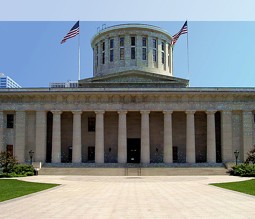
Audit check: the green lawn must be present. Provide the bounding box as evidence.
[0,179,59,202]
[211,179,255,196]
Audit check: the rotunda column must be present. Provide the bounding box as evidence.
[0,111,4,152]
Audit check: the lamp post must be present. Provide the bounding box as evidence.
[29,150,34,165]
[234,150,239,166]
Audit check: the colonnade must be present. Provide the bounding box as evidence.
[0,110,253,164]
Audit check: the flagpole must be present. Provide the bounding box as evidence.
[78,26,81,81]
[186,20,190,82]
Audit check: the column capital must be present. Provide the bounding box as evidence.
[140,110,150,115]
[95,110,105,115]
[221,110,232,115]
[72,110,82,115]
[206,110,217,115]
[163,110,173,115]
[242,110,253,115]
[185,110,196,115]
[51,110,62,115]
[117,110,128,115]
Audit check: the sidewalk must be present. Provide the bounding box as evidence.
[0,176,254,218]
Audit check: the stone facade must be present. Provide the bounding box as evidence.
[0,24,254,165]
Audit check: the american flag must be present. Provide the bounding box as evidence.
[171,21,188,46]
[61,21,80,44]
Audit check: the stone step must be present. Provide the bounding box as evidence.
[38,167,227,176]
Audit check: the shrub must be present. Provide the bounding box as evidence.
[0,151,18,173]
[245,146,255,164]
[12,164,35,176]
[230,163,255,177]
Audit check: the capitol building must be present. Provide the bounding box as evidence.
[0,24,254,166]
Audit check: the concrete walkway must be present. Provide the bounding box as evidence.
[0,176,254,218]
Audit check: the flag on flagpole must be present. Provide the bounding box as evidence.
[61,21,80,44]
[171,21,188,46]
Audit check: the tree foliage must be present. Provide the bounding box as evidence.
[245,145,255,164]
[0,151,18,173]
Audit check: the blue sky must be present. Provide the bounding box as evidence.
[0,1,255,88]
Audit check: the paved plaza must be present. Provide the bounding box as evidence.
[0,175,255,218]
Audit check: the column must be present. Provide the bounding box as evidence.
[35,111,47,162]
[95,110,105,163]
[221,111,233,162]
[52,110,62,163]
[186,110,196,163]
[118,111,127,163]
[141,110,150,164]
[206,110,216,163]
[72,110,82,163]
[165,43,170,73]
[15,111,26,163]
[163,110,173,163]
[242,111,253,161]
[0,111,4,152]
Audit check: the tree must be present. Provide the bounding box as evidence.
[245,146,255,164]
[0,151,18,173]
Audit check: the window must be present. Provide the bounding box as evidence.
[142,37,147,47]
[131,36,136,46]
[101,41,105,64]
[96,44,99,66]
[131,47,136,59]
[131,36,136,60]
[162,42,165,64]
[109,39,114,62]
[153,39,157,62]
[110,39,114,48]
[7,114,14,128]
[110,50,114,62]
[119,37,125,60]
[88,117,95,132]
[142,37,147,60]
[119,37,124,47]
[142,48,147,60]
[120,48,124,60]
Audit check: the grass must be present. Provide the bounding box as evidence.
[211,179,255,196]
[0,179,59,202]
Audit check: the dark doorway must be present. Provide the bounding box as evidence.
[68,146,72,163]
[173,146,178,163]
[127,138,141,163]
[6,145,13,156]
[88,146,95,161]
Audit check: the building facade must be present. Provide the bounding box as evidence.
[0,73,21,88]
[0,24,254,165]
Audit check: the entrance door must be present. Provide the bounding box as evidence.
[88,146,95,161]
[127,138,141,163]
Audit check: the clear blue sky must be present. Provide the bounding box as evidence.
[0,1,255,88]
